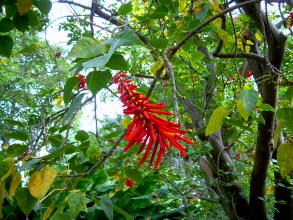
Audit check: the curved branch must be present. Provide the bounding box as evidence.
[214,52,266,63]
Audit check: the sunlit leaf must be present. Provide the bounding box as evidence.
[7,172,21,200]
[206,105,231,136]
[17,0,32,16]
[209,0,220,11]
[277,143,293,178]
[118,2,132,15]
[237,100,249,121]
[122,116,132,128]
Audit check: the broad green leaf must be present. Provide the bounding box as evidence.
[42,205,54,220]
[48,134,63,146]
[196,3,210,20]
[0,18,14,32]
[223,127,236,142]
[67,38,109,59]
[149,38,169,49]
[105,53,129,71]
[63,93,86,124]
[32,0,52,14]
[237,100,249,121]
[108,30,143,46]
[43,144,72,160]
[16,43,42,54]
[100,196,113,220]
[27,10,39,26]
[239,90,258,113]
[205,105,231,136]
[63,76,81,105]
[68,192,91,218]
[277,143,293,178]
[285,86,293,106]
[118,2,132,15]
[177,49,191,58]
[5,4,18,18]
[0,36,13,58]
[7,172,21,200]
[113,205,134,220]
[50,213,72,220]
[83,40,120,68]
[191,51,205,62]
[274,120,284,148]
[75,130,89,142]
[7,144,28,157]
[28,166,57,199]
[18,159,40,172]
[86,70,112,96]
[4,131,29,141]
[125,167,144,185]
[259,103,275,112]
[148,12,167,19]
[122,116,132,128]
[17,0,33,16]
[15,188,37,216]
[13,12,29,32]
[104,130,123,140]
[276,107,293,131]
[4,119,24,128]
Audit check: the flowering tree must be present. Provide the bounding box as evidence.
[2,0,293,219]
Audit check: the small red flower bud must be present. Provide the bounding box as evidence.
[246,70,253,78]
[55,52,61,58]
[229,76,235,81]
[235,153,241,159]
[126,178,135,187]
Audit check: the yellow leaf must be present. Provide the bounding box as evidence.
[151,192,158,197]
[206,106,231,136]
[28,166,57,199]
[59,170,68,175]
[115,187,121,192]
[151,59,163,75]
[7,172,21,200]
[274,120,284,149]
[268,185,274,195]
[217,29,232,45]
[209,0,221,11]
[277,143,293,178]
[237,39,244,52]
[0,166,16,184]
[195,0,203,7]
[237,100,249,121]
[212,18,222,27]
[0,182,5,219]
[42,205,54,220]
[236,88,241,93]
[246,40,254,45]
[122,116,132,128]
[179,0,187,16]
[245,45,250,52]
[108,191,116,198]
[17,0,33,16]
[255,32,263,41]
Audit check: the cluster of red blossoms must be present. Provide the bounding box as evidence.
[126,178,135,187]
[77,74,86,89]
[246,70,253,78]
[113,71,194,169]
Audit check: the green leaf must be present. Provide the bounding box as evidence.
[122,116,132,128]
[274,120,284,148]
[113,205,134,220]
[285,86,293,106]
[32,0,52,14]
[48,134,63,146]
[196,3,210,20]
[7,144,28,157]
[100,196,113,220]
[4,131,29,141]
[16,43,41,54]
[13,12,29,32]
[0,36,13,58]
[0,18,14,32]
[205,105,231,136]
[277,143,293,178]
[118,2,132,15]
[5,4,18,18]
[50,213,72,220]
[83,39,120,68]
[18,159,40,172]
[104,130,123,140]
[4,119,24,128]
[239,90,258,113]
[15,188,37,216]
[63,76,81,105]
[67,37,109,59]
[75,130,89,142]
[125,167,144,185]
[63,93,86,124]
[149,38,169,49]
[105,53,129,71]
[108,30,143,46]
[43,144,72,160]
[86,70,112,96]
[237,99,249,121]
[276,107,293,131]
[27,10,39,27]
[68,192,91,218]
[259,103,275,112]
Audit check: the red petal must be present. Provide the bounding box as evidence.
[138,137,153,166]
[149,138,159,167]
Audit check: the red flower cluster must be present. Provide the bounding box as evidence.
[113,71,194,169]
[55,52,61,58]
[235,153,241,159]
[246,70,253,78]
[229,76,235,81]
[290,11,293,27]
[77,74,86,89]
[126,178,135,187]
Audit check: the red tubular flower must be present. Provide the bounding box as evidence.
[77,74,86,89]
[126,178,135,187]
[113,71,194,169]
